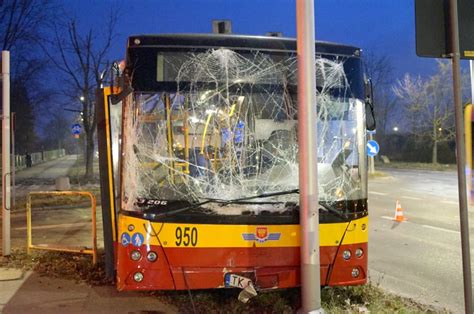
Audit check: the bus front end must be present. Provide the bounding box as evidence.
[110,34,369,291]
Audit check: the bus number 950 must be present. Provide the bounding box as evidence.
[175,227,198,247]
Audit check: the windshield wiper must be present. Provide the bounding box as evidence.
[147,188,350,221]
[319,202,347,220]
[217,188,299,203]
[152,189,299,218]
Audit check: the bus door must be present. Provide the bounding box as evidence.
[97,86,124,278]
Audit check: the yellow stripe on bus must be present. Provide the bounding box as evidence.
[118,215,368,248]
[465,104,472,201]
[104,87,117,241]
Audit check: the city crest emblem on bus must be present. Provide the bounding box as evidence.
[242,227,281,243]
[256,227,268,240]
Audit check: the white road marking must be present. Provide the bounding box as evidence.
[369,191,388,196]
[441,200,458,205]
[421,224,459,234]
[13,222,90,230]
[400,196,422,200]
[380,215,410,223]
[380,216,459,234]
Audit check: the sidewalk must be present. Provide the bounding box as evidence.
[12,154,88,199]
[1,155,176,313]
[0,267,177,313]
[15,154,78,182]
[0,268,29,312]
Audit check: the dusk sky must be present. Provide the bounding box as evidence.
[65,0,454,81]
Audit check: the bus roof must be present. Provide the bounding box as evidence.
[127,34,361,57]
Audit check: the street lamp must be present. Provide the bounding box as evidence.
[79,95,85,102]
[393,126,399,132]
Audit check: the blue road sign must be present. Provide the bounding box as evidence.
[367,140,380,157]
[71,123,82,135]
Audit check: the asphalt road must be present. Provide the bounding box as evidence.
[369,168,474,313]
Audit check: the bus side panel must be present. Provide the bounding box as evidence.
[327,217,368,285]
[326,242,367,285]
[117,243,176,291]
[96,87,117,278]
[116,222,175,291]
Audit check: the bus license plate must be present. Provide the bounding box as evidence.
[224,273,252,289]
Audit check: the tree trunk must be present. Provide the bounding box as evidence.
[85,131,94,180]
[432,140,438,164]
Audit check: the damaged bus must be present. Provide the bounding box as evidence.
[97,34,375,292]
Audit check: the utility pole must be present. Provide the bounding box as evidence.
[11,112,15,208]
[415,0,473,310]
[2,51,11,256]
[296,0,323,312]
[368,132,375,174]
[448,0,473,312]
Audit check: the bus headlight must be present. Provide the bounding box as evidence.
[351,268,360,278]
[130,250,141,261]
[147,251,158,262]
[342,250,351,260]
[335,187,345,200]
[355,248,363,258]
[133,272,144,282]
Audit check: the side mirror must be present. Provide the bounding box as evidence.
[365,78,376,131]
[110,60,133,105]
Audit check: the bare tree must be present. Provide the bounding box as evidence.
[0,0,57,51]
[393,60,464,164]
[42,111,74,151]
[42,12,117,179]
[0,0,59,153]
[363,50,397,135]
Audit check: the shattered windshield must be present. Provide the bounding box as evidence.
[122,49,366,214]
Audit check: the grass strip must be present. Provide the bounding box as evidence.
[0,249,443,313]
[375,161,456,172]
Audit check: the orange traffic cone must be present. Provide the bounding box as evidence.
[392,200,406,222]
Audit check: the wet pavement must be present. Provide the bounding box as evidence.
[1,155,173,313]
